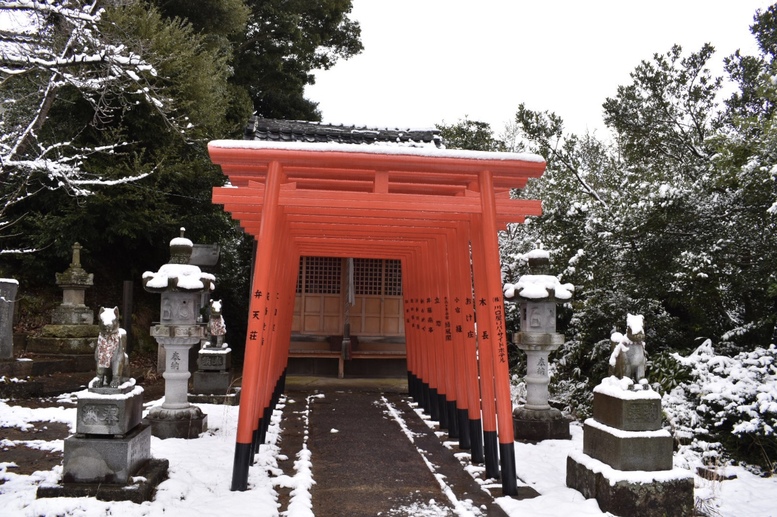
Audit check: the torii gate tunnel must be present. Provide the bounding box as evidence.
[208,139,546,495]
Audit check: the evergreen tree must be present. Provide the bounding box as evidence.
[718,5,777,345]
[230,0,363,120]
[437,117,506,152]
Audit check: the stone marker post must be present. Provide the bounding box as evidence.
[0,279,18,361]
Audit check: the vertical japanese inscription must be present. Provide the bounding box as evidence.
[493,296,506,363]
[444,296,452,342]
[248,288,267,345]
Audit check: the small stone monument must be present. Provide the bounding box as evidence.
[503,248,574,441]
[142,228,214,439]
[0,278,33,384]
[52,242,94,325]
[566,315,694,517]
[38,307,168,503]
[26,243,99,371]
[0,278,19,362]
[189,299,239,405]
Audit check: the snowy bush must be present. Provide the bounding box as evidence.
[663,340,777,473]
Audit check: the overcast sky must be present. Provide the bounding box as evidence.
[305,1,774,137]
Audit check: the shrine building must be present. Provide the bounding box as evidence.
[208,117,546,496]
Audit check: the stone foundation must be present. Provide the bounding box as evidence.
[63,422,152,484]
[26,324,98,361]
[513,407,572,442]
[147,405,208,439]
[38,458,168,503]
[567,451,694,517]
[191,370,232,395]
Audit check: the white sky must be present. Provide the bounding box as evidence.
[305,0,774,137]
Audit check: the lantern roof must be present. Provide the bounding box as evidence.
[142,228,215,293]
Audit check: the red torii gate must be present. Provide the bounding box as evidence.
[208,140,545,496]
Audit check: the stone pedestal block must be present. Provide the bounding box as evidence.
[27,324,98,366]
[583,418,673,471]
[51,305,94,325]
[0,358,33,378]
[592,390,662,431]
[191,370,232,394]
[76,385,144,436]
[27,336,97,355]
[567,451,694,517]
[147,405,208,439]
[38,458,168,504]
[197,347,231,371]
[63,422,151,484]
[513,407,572,442]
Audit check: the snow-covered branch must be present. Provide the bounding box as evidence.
[0,2,102,23]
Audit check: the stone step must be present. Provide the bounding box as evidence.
[28,354,95,375]
[26,336,96,355]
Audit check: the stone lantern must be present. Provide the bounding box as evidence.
[142,228,215,439]
[503,248,574,441]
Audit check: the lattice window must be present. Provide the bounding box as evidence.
[353,258,402,296]
[296,257,303,294]
[354,258,382,295]
[384,259,402,296]
[299,256,341,294]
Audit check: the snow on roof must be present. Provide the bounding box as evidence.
[525,248,550,260]
[209,139,545,164]
[503,274,574,301]
[142,263,215,292]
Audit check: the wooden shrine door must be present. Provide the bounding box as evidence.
[292,257,404,338]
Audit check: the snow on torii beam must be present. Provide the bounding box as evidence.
[208,140,546,496]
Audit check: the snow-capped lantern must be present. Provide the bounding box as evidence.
[142,228,215,329]
[141,227,213,439]
[503,248,574,340]
[504,247,575,441]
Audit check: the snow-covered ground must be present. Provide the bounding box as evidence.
[0,389,774,517]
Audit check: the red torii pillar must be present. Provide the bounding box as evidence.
[208,141,545,496]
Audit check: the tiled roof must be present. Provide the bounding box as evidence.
[244,116,443,148]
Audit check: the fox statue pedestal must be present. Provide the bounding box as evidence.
[189,299,240,405]
[566,314,695,517]
[37,308,168,503]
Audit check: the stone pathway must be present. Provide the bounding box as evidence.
[276,380,512,516]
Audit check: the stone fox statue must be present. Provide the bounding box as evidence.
[208,299,227,348]
[95,306,129,388]
[609,314,647,382]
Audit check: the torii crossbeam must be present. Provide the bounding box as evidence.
[208,139,545,496]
